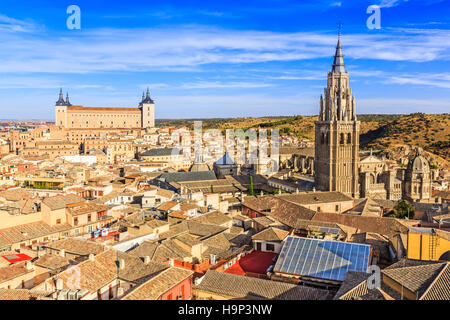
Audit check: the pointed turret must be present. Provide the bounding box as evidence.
[332,26,345,73]
[65,92,72,106]
[56,88,65,106]
[142,87,154,104]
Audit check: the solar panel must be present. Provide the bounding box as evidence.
[274,236,371,282]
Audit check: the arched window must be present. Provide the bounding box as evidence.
[321,133,325,144]
[347,133,351,144]
[340,133,345,145]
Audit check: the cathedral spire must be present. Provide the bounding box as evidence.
[332,24,345,73]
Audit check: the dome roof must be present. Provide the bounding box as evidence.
[189,162,211,172]
[407,148,430,173]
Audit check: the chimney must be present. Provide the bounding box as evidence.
[296,188,299,194]
[25,261,33,271]
[169,258,174,266]
[56,278,63,290]
[241,193,245,202]
[89,254,95,262]
[60,249,65,258]
[119,259,126,270]
[144,256,151,264]
[117,287,124,297]
[278,189,282,195]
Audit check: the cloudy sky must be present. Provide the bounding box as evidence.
[0,0,449,119]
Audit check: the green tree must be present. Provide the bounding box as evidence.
[391,200,415,219]
[249,176,254,196]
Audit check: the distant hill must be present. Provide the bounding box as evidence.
[157,113,450,164]
[360,113,450,162]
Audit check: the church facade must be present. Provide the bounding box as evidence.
[55,88,155,129]
[313,32,432,202]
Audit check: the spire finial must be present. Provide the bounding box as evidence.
[146,87,150,98]
[332,23,345,73]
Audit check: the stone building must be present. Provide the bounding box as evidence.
[313,31,432,202]
[405,148,432,201]
[213,152,238,179]
[359,151,403,201]
[314,29,360,198]
[55,88,155,129]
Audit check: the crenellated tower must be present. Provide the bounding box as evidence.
[314,28,360,198]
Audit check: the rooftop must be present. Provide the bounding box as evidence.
[195,270,329,300]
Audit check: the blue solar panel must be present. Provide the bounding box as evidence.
[274,236,371,282]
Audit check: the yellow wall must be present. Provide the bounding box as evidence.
[382,274,416,300]
[407,231,450,261]
[41,205,67,226]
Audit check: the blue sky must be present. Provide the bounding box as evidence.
[0,0,449,119]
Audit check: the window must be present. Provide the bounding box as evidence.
[340,133,345,145]
[266,243,275,252]
[180,285,185,300]
[56,219,61,224]
[87,214,91,222]
[317,207,321,212]
[335,205,339,212]
[347,133,351,144]
[109,285,113,300]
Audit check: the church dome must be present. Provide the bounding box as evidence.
[189,162,211,172]
[407,148,430,173]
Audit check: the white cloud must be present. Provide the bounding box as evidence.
[358,98,449,114]
[0,24,449,74]
[0,14,39,33]
[387,73,450,89]
[180,81,274,89]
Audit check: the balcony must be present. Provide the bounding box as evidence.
[98,215,113,221]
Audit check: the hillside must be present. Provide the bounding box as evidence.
[360,113,450,163]
[157,113,450,165]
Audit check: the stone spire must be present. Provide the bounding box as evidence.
[332,25,345,73]
[56,88,65,106]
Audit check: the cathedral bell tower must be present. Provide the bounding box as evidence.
[314,28,360,198]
